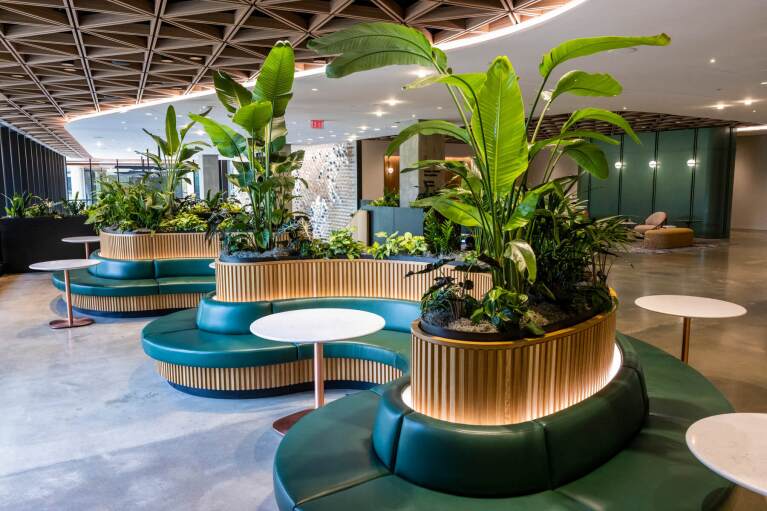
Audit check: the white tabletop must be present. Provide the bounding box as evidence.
[686,413,767,496]
[62,236,101,244]
[209,262,216,269]
[250,308,385,343]
[635,295,747,319]
[29,259,101,271]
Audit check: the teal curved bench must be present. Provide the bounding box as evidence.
[141,295,418,397]
[51,252,215,316]
[273,334,734,510]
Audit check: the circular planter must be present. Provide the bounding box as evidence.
[99,231,219,260]
[410,302,618,426]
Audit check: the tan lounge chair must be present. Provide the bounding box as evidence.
[634,212,667,235]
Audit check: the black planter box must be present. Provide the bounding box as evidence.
[0,216,96,274]
[361,205,425,240]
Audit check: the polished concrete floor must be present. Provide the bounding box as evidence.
[1,230,766,510]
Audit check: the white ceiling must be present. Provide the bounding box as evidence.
[66,0,767,160]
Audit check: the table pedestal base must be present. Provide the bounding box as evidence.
[49,317,94,329]
[273,409,313,436]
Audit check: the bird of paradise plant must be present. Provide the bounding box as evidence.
[310,23,669,332]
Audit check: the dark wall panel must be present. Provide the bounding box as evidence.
[655,129,695,224]
[582,127,736,238]
[0,125,66,208]
[588,137,622,218]
[620,132,656,221]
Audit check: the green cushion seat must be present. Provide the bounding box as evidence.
[87,252,155,279]
[195,293,273,334]
[154,258,215,277]
[274,337,735,511]
[297,330,411,372]
[156,276,215,294]
[53,269,158,296]
[142,328,297,368]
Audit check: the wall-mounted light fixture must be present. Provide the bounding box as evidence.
[686,159,697,167]
[387,167,394,174]
[614,161,624,169]
[649,160,659,169]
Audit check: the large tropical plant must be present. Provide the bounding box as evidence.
[137,105,210,212]
[191,41,303,253]
[310,23,669,331]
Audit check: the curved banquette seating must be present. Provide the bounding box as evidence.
[141,294,418,396]
[51,252,215,315]
[273,334,735,511]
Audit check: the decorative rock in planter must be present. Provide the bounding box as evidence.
[410,303,618,426]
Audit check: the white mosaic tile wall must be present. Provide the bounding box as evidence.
[292,142,358,239]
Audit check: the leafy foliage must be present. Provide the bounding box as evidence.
[158,211,208,232]
[3,192,39,217]
[367,231,428,259]
[312,22,668,334]
[423,208,461,256]
[368,191,399,207]
[193,42,303,254]
[420,276,478,327]
[137,105,209,212]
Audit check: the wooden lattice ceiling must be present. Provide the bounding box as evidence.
[0,0,570,158]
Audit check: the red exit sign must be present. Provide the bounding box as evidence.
[310,119,324,129]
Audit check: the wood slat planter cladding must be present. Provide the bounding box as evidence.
[156,358,403,391]
[410,306,617,426]
[215,259,493,303]
[71,292,205,312]
[99,231,219,260]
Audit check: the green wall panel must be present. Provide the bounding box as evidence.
[619,132,656,222]
[694,128,732,237]
[582,127,734,238]
[655,129,695,225]
[587,137,622,217]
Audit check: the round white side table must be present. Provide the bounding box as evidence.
[686,413,767,496]
[635,295,746,363]
[29,259,101,329]
[62,236,101,259]
[251,308,385,434]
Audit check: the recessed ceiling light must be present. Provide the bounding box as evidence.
[383,98,402,106]
[715,103,726,110]
[190,56,202,61]
[311,88,318,92]
[743,98,754,106]
[390,125,398,128]
[374,128,380,131]
[359,125,369,130]
[709,58,716,64]
[753,109,757,113]
[372,110,386,117]
[622,106,627,111]
[411,114,416,118]
[436,106,443,110]
[145,112,153,116]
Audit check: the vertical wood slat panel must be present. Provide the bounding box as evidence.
[215,259,492,303]
[410,308,617,426]
[71,292,205,312]
[99,232,219,260]
[156,357,403,391]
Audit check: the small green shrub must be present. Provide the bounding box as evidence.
[369,191,399,207]
[159,212,207,232]
[423,208,460,256]
[312,227,362,259]
[367,231,428,259]
[3,192,37,218]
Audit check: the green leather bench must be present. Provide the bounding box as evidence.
[141,295,417,396]
[273,334,734,511]
[51,252,215,315]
